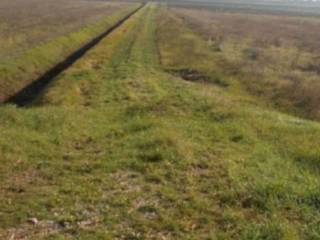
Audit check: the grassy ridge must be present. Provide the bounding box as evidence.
[0,3,320,239]
[0,3,140,103]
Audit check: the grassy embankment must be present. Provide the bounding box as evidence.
[0,3,320,239]
[0,2,139,102]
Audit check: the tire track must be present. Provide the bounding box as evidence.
[4,3,145,107]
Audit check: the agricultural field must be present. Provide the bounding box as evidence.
[0,0,138,103]
[0,1,320,240]
[171,5,320,120]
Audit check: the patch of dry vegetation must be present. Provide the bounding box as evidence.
[173,7,320,120]
[0,0,129,61]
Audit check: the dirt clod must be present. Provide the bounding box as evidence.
[27,218,38,225]
[170,69,210,82]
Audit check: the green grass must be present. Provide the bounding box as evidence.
[0,3,320,239]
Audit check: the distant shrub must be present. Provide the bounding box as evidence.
[243,48,259,60]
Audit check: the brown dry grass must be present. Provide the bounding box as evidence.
[0,0,128,62]
[172,7,320,120]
